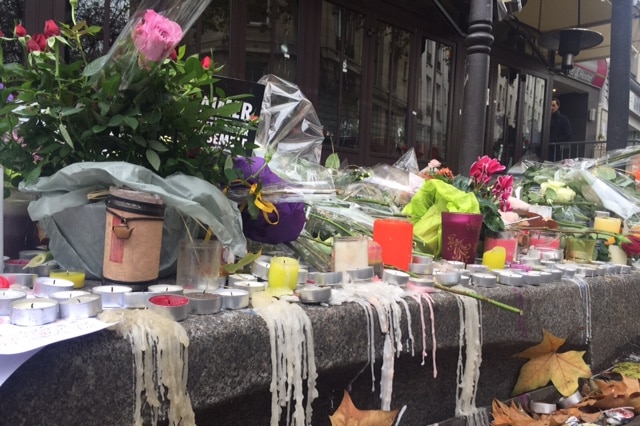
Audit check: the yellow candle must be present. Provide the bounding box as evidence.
[50,270,86,289]
[593,216,621,234]
[268,257,299,290]
[482,247,506,270]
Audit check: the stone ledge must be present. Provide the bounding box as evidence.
[1,274,639,425]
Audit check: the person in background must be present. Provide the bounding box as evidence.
[548,97,572,161]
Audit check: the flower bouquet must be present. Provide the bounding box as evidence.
[403,156,512,257]
[0,0,262,277]
[0,0,256,188]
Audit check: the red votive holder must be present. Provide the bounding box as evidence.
[440,212,483,265]
[373,218,413,271]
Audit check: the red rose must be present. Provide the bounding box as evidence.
[43,20,60,38]
[0,29,4,38]
[201,56,211,69]
[26,39,41,52]
[32,33,47,51]
[14,23,27,37]
[169,48,177,62]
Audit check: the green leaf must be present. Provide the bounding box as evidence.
[82,55,108,77]
[146,149,161,171]
[58,124,74,149]
[223,251,263,274]
[123,116,139,130]
[148,140,170,152]
[325,153,340,170]
[108,115,124,127]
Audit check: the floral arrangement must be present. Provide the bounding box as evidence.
[419,156,512,233]
[0,0,255,188]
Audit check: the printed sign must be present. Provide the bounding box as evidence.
[205,76,265,147]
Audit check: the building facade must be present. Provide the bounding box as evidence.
[10,0,624,171]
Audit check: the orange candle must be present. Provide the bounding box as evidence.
[373,219,413,271]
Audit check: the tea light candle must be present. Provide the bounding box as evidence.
[33,277,75,298]
[268,257,299,290]
[216,288,250,310]
[10,298,59,326]
[482,247,506,270]
[185,292,222,315]
[345,266,375,283]
[59,294,102,320]
[50,290,92,302]
[251,256,272,280]
[148,294,190,321]
[0,289,27,315]
[297,285,332,304]
[382,269,410,287]
[231,280,266,294]
[434,270,460,286]
[497,271,525,286]
[49,270,86,289]
[148,284,184,295]
[0,273,37,288]
[92,285,133,308]
[470,272,497,287]
[407,276,435,292]
[227,273,258,286]
[308,271,343,286]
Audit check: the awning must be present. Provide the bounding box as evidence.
[516,0,640,64]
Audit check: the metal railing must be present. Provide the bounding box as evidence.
[547,140,608,161]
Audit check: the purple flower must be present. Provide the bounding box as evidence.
[0,83,14,102]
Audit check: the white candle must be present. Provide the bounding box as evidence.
[33,277,75,298]
[0,289,27,315]
[216,288,249,310]
[92,285,133,308]
[10,298,59,326]
[50,290,92,302]
[59,294,103,320]
[147,284,184,295]
[231,280,266,294]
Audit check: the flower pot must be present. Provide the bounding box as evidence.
[102,188,165,290]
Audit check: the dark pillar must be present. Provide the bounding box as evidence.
[606,0,633,151]
[24,0,66,33]
[458,0,494,173]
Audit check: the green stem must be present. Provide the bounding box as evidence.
[400,266,523,315]
[308,212,356,236]
[433,282,524,315]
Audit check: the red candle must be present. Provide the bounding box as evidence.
[148,294,190,307]
[373,218,413,271]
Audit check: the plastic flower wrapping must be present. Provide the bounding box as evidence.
[514,147,640,227]
[95,0,213,89]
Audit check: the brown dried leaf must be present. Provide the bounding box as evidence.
[580,373,640,413]
[491,399,543,426]
[329,390,399,426]
[512,329,592,397]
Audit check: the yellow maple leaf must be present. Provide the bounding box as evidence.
[329,390,399,426]
[512,329,592,397]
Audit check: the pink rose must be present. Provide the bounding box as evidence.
[201,56,212,69]
[132,10,183,62]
